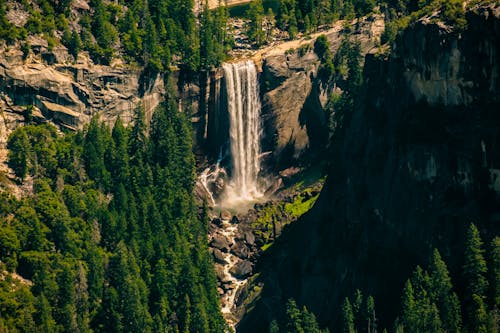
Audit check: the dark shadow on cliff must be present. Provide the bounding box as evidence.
[238,9,500,331]
[298,74,329,158]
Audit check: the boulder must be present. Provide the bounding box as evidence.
[244,232,255,246]
[212,248,228,265]
[211,217,223,227]
[211,233,231,252]
[220,210,232,221]
[231,242,249,260]
[214,264,225,281]
[230,260,253,279]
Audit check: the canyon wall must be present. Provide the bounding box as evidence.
[238,4,500,332]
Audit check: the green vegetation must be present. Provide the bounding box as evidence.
[2,0,231,70]
[284,191,320,219]
[0,91,226,332]
[276,0,376,37]
[269,223,499,333]
[253,187,320,249]
[381,0,470,45]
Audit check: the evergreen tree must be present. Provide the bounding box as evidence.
[490,236,500,308]
[247,0,266,47]
[463,223,488,328]
[365,295,377,333]
[401,279,417,332]
[342,297,355,333]
[429,249,461,332]
[286,298,303,332]
[471,294,488,333]
[7,128,31,179]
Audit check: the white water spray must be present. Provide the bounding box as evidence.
[222,60,263,205]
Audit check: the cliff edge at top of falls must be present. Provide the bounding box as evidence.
[237,3,500,332]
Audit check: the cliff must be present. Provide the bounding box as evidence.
[259,14,384,169]
[238,4,500,332]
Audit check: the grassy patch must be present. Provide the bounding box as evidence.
[284,191,320,219]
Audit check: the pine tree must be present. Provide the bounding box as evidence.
[490,236,500,308]
[365,295,377,333]
[269,319,280,333]
[7,128,31,179]
[401,279,416,333]
[342,297,355,333]
[111,116,130,186]
[286,298,303,332]
[301,306,321,333]
[247,0,266,47]
[471,294,488,333]
[464,223,488,330]
[464,224,488,297]
[429,249,461,332]
[352,289,363,330]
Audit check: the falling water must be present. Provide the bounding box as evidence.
[222,60,263,204]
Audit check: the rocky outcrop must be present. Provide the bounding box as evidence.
[0,43,166,130]
[0,41,212,176]
[238,4,500,332]
[260,14,384,168]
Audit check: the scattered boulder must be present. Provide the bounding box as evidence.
[230,260,253,279]
[214,264,225,281]
[220,210,232,221]
[231,242,249,260]
[211,217,223,227]
[213,248,228,265]
[244,232,255,246]
[211,233,231,252]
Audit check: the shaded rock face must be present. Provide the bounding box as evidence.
[239,5,500,333]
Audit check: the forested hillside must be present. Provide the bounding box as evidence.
[0,89,226,332]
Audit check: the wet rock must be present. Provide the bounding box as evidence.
[230,260,253,279]
[244,232,255,246]
[279,167,301,179]
[222,282,235,291]
[264,177,283,196]
[231,242,249,260]
[214,264,225,281]
[211,234,231,252]
[213,248,228,265]
[208,222,218,234]
[211,217,223,227]
[213,177,226,198]
[220,210,232,221]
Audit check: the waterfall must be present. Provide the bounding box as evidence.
[222,60,263,203]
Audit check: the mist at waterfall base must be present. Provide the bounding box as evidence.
[200,60,270,212]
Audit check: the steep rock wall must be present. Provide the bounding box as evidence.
[259,14,384,169]
[238,4,500,332]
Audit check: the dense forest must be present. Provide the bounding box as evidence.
[0,0,469,67]
[0,88,226,332]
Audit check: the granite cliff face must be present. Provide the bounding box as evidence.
[259,14,384,169]
[238,4,500,332]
